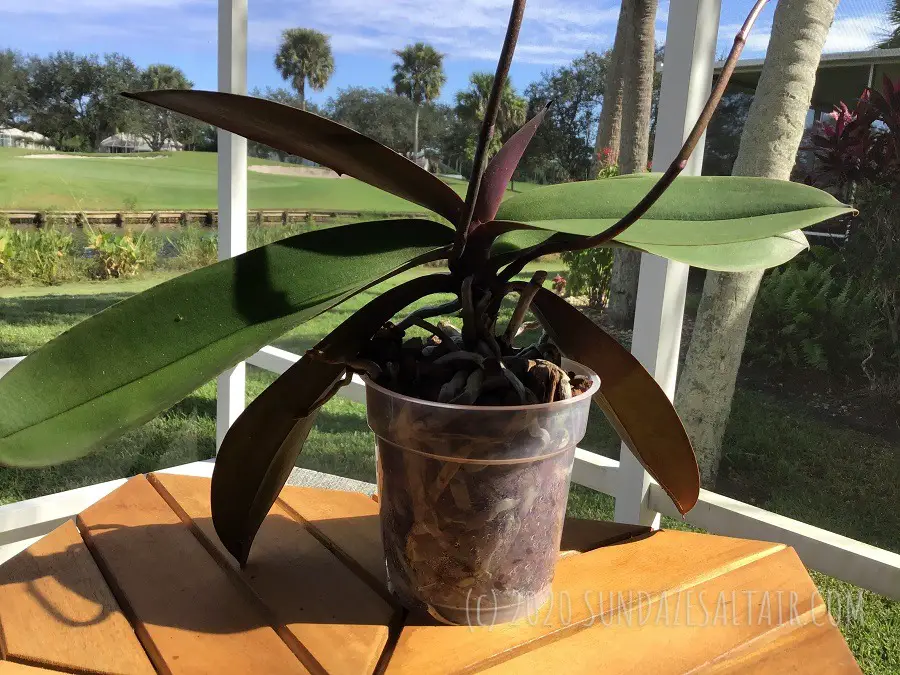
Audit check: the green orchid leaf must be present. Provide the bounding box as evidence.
[489,228,811,273]
[494,175,852,247]
[213,273,455,565]
[637,230,810,271]
[125,90,465,223]
[531,288,700,515]
[0,219,453,467]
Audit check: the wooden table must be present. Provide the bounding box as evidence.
[0,473,860,674]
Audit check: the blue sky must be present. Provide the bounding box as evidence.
[0,0,892,107]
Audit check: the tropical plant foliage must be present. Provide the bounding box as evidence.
[800,77,900,395]
[392,43,446,107]
[274,28,334,108]
[879,0,900,49]
[748,252,878,374]
[0,225,77,285]
[559,248,614,307]
[804,75,900,197]
[86,228,158,279]
[0,0,852,566]
[456,72,526,161]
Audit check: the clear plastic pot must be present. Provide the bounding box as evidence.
[365,360,600,625]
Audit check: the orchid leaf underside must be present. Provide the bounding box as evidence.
[212,274,455,565]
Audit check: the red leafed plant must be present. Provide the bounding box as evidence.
[806,75,900,197]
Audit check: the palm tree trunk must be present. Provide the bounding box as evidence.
[414,105,420,162]
[606,0,656,329]
[296,77,306,110]
[675,0,840,485]
[594,3,629,173]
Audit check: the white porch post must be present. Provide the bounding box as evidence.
[216,0,248,450]
[613,0,721,526]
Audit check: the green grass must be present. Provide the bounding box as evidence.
[0,273,897,672]
[0,148,536,212]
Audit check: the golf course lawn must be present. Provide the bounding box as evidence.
[0,148,534,212]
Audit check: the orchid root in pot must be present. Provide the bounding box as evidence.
[0,0,852,625]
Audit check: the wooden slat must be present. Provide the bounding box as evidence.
[477,547,829,674]
[276,486,387,592]
[151,473,395,675]
[386,530,786,674]
[559,518,650,555]
[76,476,309,675]
[0,520,154,674]
[700,615,862,674]
[0,663,63,674]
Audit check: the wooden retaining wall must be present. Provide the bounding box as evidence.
[0,209,430,230]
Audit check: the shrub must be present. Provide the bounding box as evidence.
[596,163,620,180]
[842,183,900,394]
[0,226,78,285]
[747,254,881,377]
[86,229,158,279]
[559,248,613,307]
[248,222,313,249]
[166,226,218,270]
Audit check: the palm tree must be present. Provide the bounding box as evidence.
[135,64,193,151]
[392,43,446,162]
[676,0,841,484]
[274,28,334,110]
[607,0,657,330]
[879,0,900,48]
[594,5,628,172]
[455,72,526,161]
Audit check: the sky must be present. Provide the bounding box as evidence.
[0,0,893,107]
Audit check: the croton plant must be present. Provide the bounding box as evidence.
[0,0,852,565]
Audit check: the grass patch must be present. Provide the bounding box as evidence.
[0,148,535,212]
[0,272,897,672]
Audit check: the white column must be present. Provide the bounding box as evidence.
[216,0,248,450]
[614,0,721,526]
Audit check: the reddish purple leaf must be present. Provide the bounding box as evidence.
[531,288,700,515]
[471,104,550,228]
[125,90,465,223]
[212,272,456,565]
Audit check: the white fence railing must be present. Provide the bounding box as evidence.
[1,349,898,599]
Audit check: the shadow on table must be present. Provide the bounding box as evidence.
[0,513,654,633]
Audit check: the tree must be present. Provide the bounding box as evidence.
[676,0,841,485]
[392,43,446,162]
[455,72,526,163]
[606,0,657,329]
[523,51,608,181]
[326,86,454,158]
[0,49,27,128]
[274,28,334,109]
[254,86,307,110]
[25,52,140,151]
[879,0,900,48]
[132,64,193,151]
[594,4,629,171]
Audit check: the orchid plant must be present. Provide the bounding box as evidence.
[0,0,853,565]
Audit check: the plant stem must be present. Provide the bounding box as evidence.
[451,0,527,263]
[499,0,769,281]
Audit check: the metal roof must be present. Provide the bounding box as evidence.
[713,48,900,108]
[715,48,900,73]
